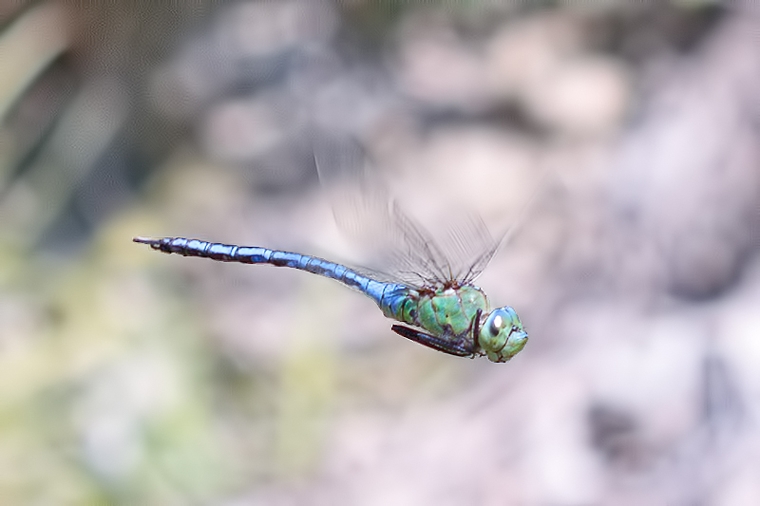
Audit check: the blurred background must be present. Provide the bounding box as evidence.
[2,1,760,504]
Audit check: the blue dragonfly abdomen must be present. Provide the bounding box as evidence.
[135,236,408,313]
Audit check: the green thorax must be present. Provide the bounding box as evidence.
[385,285,489,339]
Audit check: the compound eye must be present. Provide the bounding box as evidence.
[488,313,505,336]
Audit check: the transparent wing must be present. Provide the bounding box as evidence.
[456,163,554,285]
[313,132,502,288]
[439,212,500,285]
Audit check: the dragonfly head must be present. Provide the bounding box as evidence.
[479,307,528,363]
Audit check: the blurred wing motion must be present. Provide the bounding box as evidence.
[312,133,501,288]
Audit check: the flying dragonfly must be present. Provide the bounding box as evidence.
[134,138,529,362]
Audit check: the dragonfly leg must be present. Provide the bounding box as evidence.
[472,309,482,351]
[391,325,473,357]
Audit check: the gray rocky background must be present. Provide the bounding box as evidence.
[1,1,759,504]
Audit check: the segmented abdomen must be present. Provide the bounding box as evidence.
[136,237,408,310]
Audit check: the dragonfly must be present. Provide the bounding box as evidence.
[134,139,529,362]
